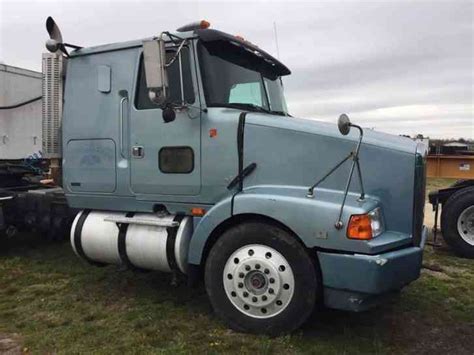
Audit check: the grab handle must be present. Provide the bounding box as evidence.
[119,96,128,158]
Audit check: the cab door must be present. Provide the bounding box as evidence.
[130,45,201,196]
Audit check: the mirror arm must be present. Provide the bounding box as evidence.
[178,52,185,106]
[162,31,185,44]
[165,39,187,68]
[351,124,365,201]
[307,117,367,230]
[351,124,364,160]
[307,152,353,198]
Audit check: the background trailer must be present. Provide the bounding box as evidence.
[0,63,71,239]
[0,64,43,160]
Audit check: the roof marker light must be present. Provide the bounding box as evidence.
[176,20,210,32]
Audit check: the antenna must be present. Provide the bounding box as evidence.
[273,21,280,60]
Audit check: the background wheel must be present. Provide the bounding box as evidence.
[205,221,320,335]
[441,186,474,258]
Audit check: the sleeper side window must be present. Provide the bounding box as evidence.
[159,146,194,174]
[135,47,195,110]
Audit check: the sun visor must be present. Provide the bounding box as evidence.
[196,29,291,80]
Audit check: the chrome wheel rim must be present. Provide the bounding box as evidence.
[457,206,474,246]
[223,244,295,319]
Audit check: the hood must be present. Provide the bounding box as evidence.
[245,113,417,155]
[241,112,418,236]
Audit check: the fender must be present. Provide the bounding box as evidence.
[187,185,399,265]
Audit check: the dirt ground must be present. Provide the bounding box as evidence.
[0,334,22,354]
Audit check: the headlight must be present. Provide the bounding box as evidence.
[347,207,385,240]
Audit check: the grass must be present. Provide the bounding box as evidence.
[0,178,473,354]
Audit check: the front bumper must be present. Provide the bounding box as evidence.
[318,226,428,311]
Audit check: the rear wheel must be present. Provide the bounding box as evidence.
[205,221,319,335]
[441,187,474,258]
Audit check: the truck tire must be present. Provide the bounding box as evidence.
[441,186,474,258]
[205,221,319,335]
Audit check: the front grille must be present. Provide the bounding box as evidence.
[412,144,427,246]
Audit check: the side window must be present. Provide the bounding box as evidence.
[135,48,195,110]
[228,82,264,106]
[159,146,194,174]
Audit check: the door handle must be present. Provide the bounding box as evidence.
[131,146,144,158]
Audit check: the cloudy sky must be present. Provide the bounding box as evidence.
[1,0,472,138]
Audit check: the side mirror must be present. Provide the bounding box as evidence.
[338,113,351,136]
[143,38,168,106]
[162,106,176,123]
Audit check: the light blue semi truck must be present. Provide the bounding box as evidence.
[40,18,428,334]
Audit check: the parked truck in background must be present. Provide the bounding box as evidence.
[0,17,428,335]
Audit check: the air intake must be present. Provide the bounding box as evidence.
[42,52,65,158]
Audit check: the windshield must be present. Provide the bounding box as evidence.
[198,42,288,115]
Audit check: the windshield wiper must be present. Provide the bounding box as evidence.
[212,103,271,114]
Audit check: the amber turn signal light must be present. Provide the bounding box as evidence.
[191,207,206,216]
[347,214,373,240]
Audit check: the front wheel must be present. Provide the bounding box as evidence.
[205,221,319,335]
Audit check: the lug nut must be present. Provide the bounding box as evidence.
[239,272,245,278]
[264,268,270,274]
[238,282,243,288]
[252,296,258,302]
[255,264,261,270]
[245,265,251,271]
[269,278,275,284]
[262,295,268,301]
[268,288,274,294]
[243,291,249,297]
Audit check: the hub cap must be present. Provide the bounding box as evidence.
[457,205,474,246]
[223,244,295,319]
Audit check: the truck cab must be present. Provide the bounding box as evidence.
[43,19,428,335]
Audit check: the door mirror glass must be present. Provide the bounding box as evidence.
[338,114,351,136]
[143,39,168,105]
